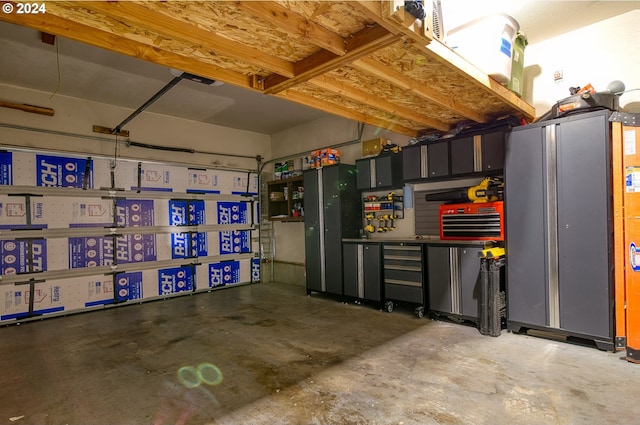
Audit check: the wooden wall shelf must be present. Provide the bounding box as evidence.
[267,175,304,222]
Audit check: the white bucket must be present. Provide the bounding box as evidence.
[446,13,520,84]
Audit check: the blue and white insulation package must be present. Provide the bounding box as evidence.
[0,148,260,323]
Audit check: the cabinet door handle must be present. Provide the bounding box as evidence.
[474,135,482,172]
[370,159,376,188]
[420,145,428,178]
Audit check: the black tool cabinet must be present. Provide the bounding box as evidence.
[304,164,361,296]
[342,242,382,304]
[356,154,403,190]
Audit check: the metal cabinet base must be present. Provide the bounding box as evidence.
[507,322,614,352]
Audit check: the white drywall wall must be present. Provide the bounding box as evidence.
[524,10,640,117]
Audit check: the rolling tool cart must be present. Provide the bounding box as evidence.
[382,243,425,318]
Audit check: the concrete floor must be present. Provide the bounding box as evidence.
[1,281,639,425]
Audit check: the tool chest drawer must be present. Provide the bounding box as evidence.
[382,243,425,315]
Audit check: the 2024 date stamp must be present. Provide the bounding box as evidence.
[3,2,47,14]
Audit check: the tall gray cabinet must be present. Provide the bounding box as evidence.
[505,110,613,350]
[304,164,361,296]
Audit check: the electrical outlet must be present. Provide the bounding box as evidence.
[553,70,563,83]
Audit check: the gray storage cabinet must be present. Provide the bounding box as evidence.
[343,242,382,302]
[402,141,450,182]
[304,164,361,296]
[505,110,613,349]
[356,154,403,190]
[450,130,506,176]
[427,245,483,320]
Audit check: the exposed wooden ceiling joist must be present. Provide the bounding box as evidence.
[261,24,399,94]
[349,0,435,43]
[278,89,416,137]
[351,57,487,123]
[236,1,346,56]
[0,1,535,137]
[310,74,450,131]
[0,7,251,88]
[64,1,295,78]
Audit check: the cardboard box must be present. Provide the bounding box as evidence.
[157,266,195,296]
[112,160,188,192]
[215,201,251,255]
[187,168,223,194]
[0,151,13,185]
[0,280,66,322]
[167,199,207,259]
[274,160,294,180]
[36,153,94,189]
[114,199,157,264]
[196,258,253,289]
[230,171,258,195]
[68,236,115,269]
[362,138,386,157]
[251,257,260,283]
[0,195,113,228]
[1,238,46,275]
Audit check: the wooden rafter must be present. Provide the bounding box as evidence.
[0,0,536,137]
[0,6,251,88]
[277,90,417,137]
[425,41,534,118]
[237,1,346,56]
[351,1,534,119]
[261,24,399,94]
[63,1,295,78]
[349,1,434,44]
[309,74,450,131]
[351,57,488,123]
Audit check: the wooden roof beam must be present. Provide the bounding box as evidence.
[351,57,488,123]
[425,41,535,120]
[349,1,434,45]
[310,74,451,132]
[237,1,346,55]
[350,1,534,120]
[63,1,295,78]
[277,90,418,137]
[261,24,399,94]
[0,8,251,89]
